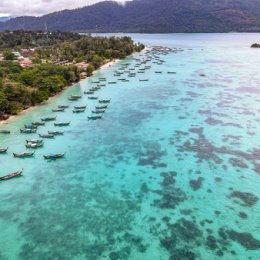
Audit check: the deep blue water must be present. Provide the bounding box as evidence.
[0,33,260,260]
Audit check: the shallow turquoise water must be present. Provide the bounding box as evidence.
[0,33,260,260]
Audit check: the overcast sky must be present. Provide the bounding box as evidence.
[0,0,129,17]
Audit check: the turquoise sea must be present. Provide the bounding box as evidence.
[0,33,260,260]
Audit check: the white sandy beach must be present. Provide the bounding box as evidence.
[0,59,121,127]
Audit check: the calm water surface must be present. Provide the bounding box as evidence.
[0,33,260,260]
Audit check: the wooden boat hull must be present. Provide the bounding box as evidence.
[39,134,55,139]
[43,154,65,159]
[0,130,10,134]
[54,122,70,126]
[0,148,8,153]
[13,152,35,158]
[0,170,23,181]
[20,129,37,133]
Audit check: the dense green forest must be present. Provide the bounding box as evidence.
[0,0,260,33]
[0,31,144,119]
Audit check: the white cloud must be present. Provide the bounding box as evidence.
[0,0,130,17]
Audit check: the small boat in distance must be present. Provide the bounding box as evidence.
[73,109,85,113]
[41,116,56,122]
[71,95,82,99]
[92,110,106,114]
[39,134,55,139]
[43,153,65,159]
[88,97,98,100]
[0,169,23,181]
[13,152,35,158]
[96,105,108,109]
[0,148,8,153]
[20,129,37,133]
[58,105,69,109]
[26,139,43,143]
[84,91,94,95]
[74,105,87,109]
[48,131,64,135]
[0,130,11,134]
[26,143,44,148]
[52,108,65,112]
[32,122,45,126]
[88,115,102,120]
[54,122,70,126]
[99,99,111,103]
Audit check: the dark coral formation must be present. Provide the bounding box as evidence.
[189,177,204,191]
[229,191,258,207]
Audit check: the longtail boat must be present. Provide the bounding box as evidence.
[95,105,108,109]
[88,115,102,120]
[73,109,85,113]
[39,134,55,139]
[99,99,111,103]
[92,110,106,114]
[48,131,64,135]
[32,121,45,126]
[0,169,23,181]
[97,84,106,87]
[20,129,37,133]
[24,124,38,129]
[68,97,80,101]
[0,130,10,134]
[58,105,69,109]
[26,143,44,148]
[84,91,94,95]
[43,153,65,159]
[13,152,35,158]
[52,108,65,112]
[92,81,100,84]
[139,79,149,81]
[74,105,87,109]
[26,139,43,143]
[41,116,56,122]
[71,95,82,99]
[0,148,8,153]
[54,122,70,126]
[108,82,117,84]
[88,97,98,100]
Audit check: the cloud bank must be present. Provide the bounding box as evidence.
[0,0,130,17]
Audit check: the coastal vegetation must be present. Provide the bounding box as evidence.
[0,31,144,119]
[251,43,260,48]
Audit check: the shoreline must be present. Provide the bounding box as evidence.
[0,58,121,127]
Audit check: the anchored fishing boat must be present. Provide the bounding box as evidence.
[88,115,102,120]
[0,148,8,153]
[95,105,108,109]
[26,143,44,148]
[73,109,85,113]
[41,116,56,122]
[74,105,87,109]
[58,105,69,109]
[88,96,98,100]
[32,121,45,126]
[39,134,55,139]
[13,152,35,158]
[52,108,65,112]
[84,91,94,95]
[0,169,23,181]
[99,99,111,103]
[48,131,64,135]
[43,153,65,159]
[20,129,37,133]
[54,122,70,126]
[92,110,106,114]
[26,139,43,144]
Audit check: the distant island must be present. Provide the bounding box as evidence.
[0,0,260,33]
[251,43,260,48]
[0,31,144,120]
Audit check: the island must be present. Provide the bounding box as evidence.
[0,31,144,120]
[251,43,260,48]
